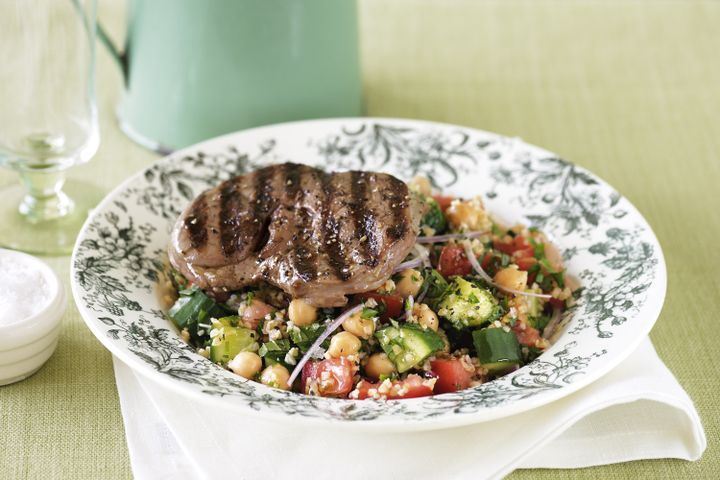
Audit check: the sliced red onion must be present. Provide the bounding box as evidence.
[287,303,364,387]
[413,243,431,269]
[416,230,488,244]
[404,295,415,322]
[506,289,553,299]
[461,240,552,300]
[461,240,494,284]
[393,256,424,274]
[543,306,563,339]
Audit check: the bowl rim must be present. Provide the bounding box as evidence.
[71,117,667,431]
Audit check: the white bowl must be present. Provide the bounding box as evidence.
[0,249,65,385]
[71,118,666,430]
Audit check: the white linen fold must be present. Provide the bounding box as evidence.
[113,338,705,480]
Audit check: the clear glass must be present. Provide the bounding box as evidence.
[0,0,100,255]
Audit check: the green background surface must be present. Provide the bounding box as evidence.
[1,0,718,478]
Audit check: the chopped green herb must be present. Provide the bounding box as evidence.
[501,253,511,267]
[288,323,329,352]
[245,291,256,305]
[361,307,379,319]
[404,297,413,311]
[259,339,292,367]
[420,197,448,234]
[531,239,545,258]
[529,315,551,331]
[419,268,449,309]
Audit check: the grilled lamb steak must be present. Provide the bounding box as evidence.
[168,163,425,307]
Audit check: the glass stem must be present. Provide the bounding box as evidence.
[17,168,74,223]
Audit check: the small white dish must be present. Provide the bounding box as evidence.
[0,249,65,385]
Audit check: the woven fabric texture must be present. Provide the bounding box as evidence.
[1,0,717,478]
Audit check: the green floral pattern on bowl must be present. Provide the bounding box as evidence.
[71,119,666,429]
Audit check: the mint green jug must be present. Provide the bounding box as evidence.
[100,0,362,152]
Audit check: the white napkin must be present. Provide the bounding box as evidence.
[113,338,705,480]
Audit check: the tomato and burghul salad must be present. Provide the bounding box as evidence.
[164,175,575,400]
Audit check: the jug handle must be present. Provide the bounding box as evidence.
[97,23,128,85]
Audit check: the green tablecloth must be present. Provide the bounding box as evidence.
[1,0,717,478]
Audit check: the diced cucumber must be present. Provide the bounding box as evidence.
[375,323,444,373]
[209,319,258,365]
[214,316,240,328]
[419,268,449,309]
[472,328,521,374]
[437,277,502,328]
[168,287,231,334]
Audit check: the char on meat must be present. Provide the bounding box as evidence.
[168,163,425,307]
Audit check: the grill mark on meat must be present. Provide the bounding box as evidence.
[385,178,409,239]
[320,173,350,281]
[291,207,317,282]
[219,182,244,256]
[350,171,379,267]
[288,167,317,281]
[253,166,276,219]
[283,163,302,200]
[184,194,208,249]
[251,166,277,253]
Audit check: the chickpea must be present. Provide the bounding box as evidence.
[364,353,396,379]
[327,331,362,358]
[395,268,424,298]
[407,175,432,197]
[259,364,290,390]
[288,298,317,326]
[494,265,528,291]
[343,311,376,339]
[446,197,491,231]
[228,351,262,379]
[412,303,439,331]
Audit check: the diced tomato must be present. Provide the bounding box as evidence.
[494,235,531,256]
[481,253,493,270]
[515,256,537,271]
[353,374,435,400]
[430,358,473,394]
[433,195,454,212]
[493,242,513,255]
[301,357,356,397]
[512,323,540,347]
[438,244,473,278]
[241,299,274,330]
[513,247,535,260]
[354,292,403,321]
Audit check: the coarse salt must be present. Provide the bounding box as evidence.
[0,255,51,325]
